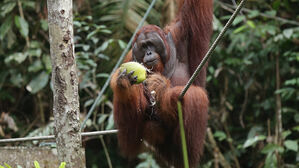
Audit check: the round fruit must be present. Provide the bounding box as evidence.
[119,62,147,84]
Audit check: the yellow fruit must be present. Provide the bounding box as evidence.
[120,62,147,84]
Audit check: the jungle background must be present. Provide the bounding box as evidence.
[0,0,298,167]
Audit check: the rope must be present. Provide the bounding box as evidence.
[0,130,118,144]
[81,0,158,129]
[178,0,247,100]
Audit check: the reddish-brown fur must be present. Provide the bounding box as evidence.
[170,0,213,87]
[110,0,213,167]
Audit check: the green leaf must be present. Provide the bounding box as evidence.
[76,44,90,51]
[87,30,98,39]
[232,15,245,26]
[261,25,277,35]
[28,60,43,72]
[30,41,41,48]
[233,25,247,34]
[1,2,16,16]
[40,20,48,31]
[23,1,35,8]
[42,55,52,72]
[85,59,97,67]
[213,15,223,31]
[98,114,108,125]
[0,15,13,40]
[247,20,256,28]
[85,16,92,20]
[265,10,277,17]
[0,165,4,168]
[97,54,109,61]
[118,40,127,49]
[106,114,115,130]
[243,135,266,148]
[14,16,29,38]
[264,152,277,168]
[272,0,281,10]
[284,140,298,152]
[214,131,227,141]
[266,27,276,35]
[248,10,259,18]
[34,161,40,168]
[99,29,112,34]
[275,87,296,100]
[83,26,90,31]
[136,162,149,168]
[94,40,112,55]
[83,45,90,51]
[27,48,42,57]
[26,71,49,94]
[283,29,293,39]
[282,107,298,114]
[10,73,23,87]
[59,162,66,168]
[14,53,28,63]
[274,34,284,42]
[91,37,99,44]
[284,78,299,86]
[96,73,109,78]
[85,119,92,127]
[73,21,82,27]
[84,99,94,107]
[282,130,292,139]
[261,143,284,154]
[5,52,28,64]
[4,163,12,168]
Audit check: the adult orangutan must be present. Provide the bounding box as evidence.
[110,0,213,167]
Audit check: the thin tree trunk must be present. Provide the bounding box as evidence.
[47,0,85,167]
[207,128,231,168]
[275,53,283,167]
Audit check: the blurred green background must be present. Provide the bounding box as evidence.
[0,0,298,167]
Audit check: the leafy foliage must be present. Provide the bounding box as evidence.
[204,0,299,167]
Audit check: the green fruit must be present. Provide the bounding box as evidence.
[120,62,147,84]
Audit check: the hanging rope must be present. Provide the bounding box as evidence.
[178,0,247,100]
[81,0,158,129]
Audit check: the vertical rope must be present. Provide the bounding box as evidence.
[177,101,189,168]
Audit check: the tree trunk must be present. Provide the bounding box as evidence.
[275,53,283,167]
[47,0,85,167]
